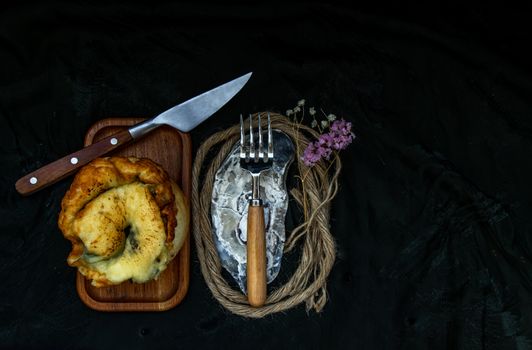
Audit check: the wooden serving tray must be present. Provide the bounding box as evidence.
[77,118,191,312]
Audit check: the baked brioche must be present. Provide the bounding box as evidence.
[58,157,188,287]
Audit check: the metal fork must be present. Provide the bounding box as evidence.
[240,112,273,307]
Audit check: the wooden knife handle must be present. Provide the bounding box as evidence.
[246,204,267,307]
[15,129,133,196]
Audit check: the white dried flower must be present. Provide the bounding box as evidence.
[321,120,329,128]
[311,119,318,128]
[327,114,336,121]
[297,99,305,107]
[309,107,316,116]
[294,106,301,113]
[286,109,293,116]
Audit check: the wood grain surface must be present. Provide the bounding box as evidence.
[76,118,191,312]
[15,129,133,196]
[246,205,267,307]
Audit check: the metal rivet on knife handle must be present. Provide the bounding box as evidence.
[14,130,134,195]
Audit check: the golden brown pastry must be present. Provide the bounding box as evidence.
[58,157,189,287]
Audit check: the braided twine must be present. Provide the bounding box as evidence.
[192,113,341,318]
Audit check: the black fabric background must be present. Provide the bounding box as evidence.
[2,2,532,349]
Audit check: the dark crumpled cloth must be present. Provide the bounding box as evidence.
[2,3,532,349]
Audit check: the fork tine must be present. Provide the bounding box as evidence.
[258,113,264,161]
[267,112,273,160]
[249,114,255,161]
[240,114,245,159]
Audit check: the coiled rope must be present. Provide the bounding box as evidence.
[191,113,340,318]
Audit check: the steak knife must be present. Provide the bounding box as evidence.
[15,72,252,195]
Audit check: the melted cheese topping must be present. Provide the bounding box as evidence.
[72,183,170,284]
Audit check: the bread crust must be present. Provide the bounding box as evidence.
[58,157,188,287]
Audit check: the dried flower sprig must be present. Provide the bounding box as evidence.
[302,119,353,166]
[285,99,355,167]
[286,99,306,117]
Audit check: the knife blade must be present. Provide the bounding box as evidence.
[15,72,252,196]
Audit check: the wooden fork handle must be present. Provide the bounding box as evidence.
[247,204,267,307]
[15,129,133,196]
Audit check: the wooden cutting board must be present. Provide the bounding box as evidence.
[76,118,191,311]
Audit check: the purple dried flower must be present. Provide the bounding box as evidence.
[301,142,322,166]
[301,118,355,167]
[316,143,332,160]
[331,132,353,150]
[318,133,334,148]
[330,119,352,135]
[328,119,354,150]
